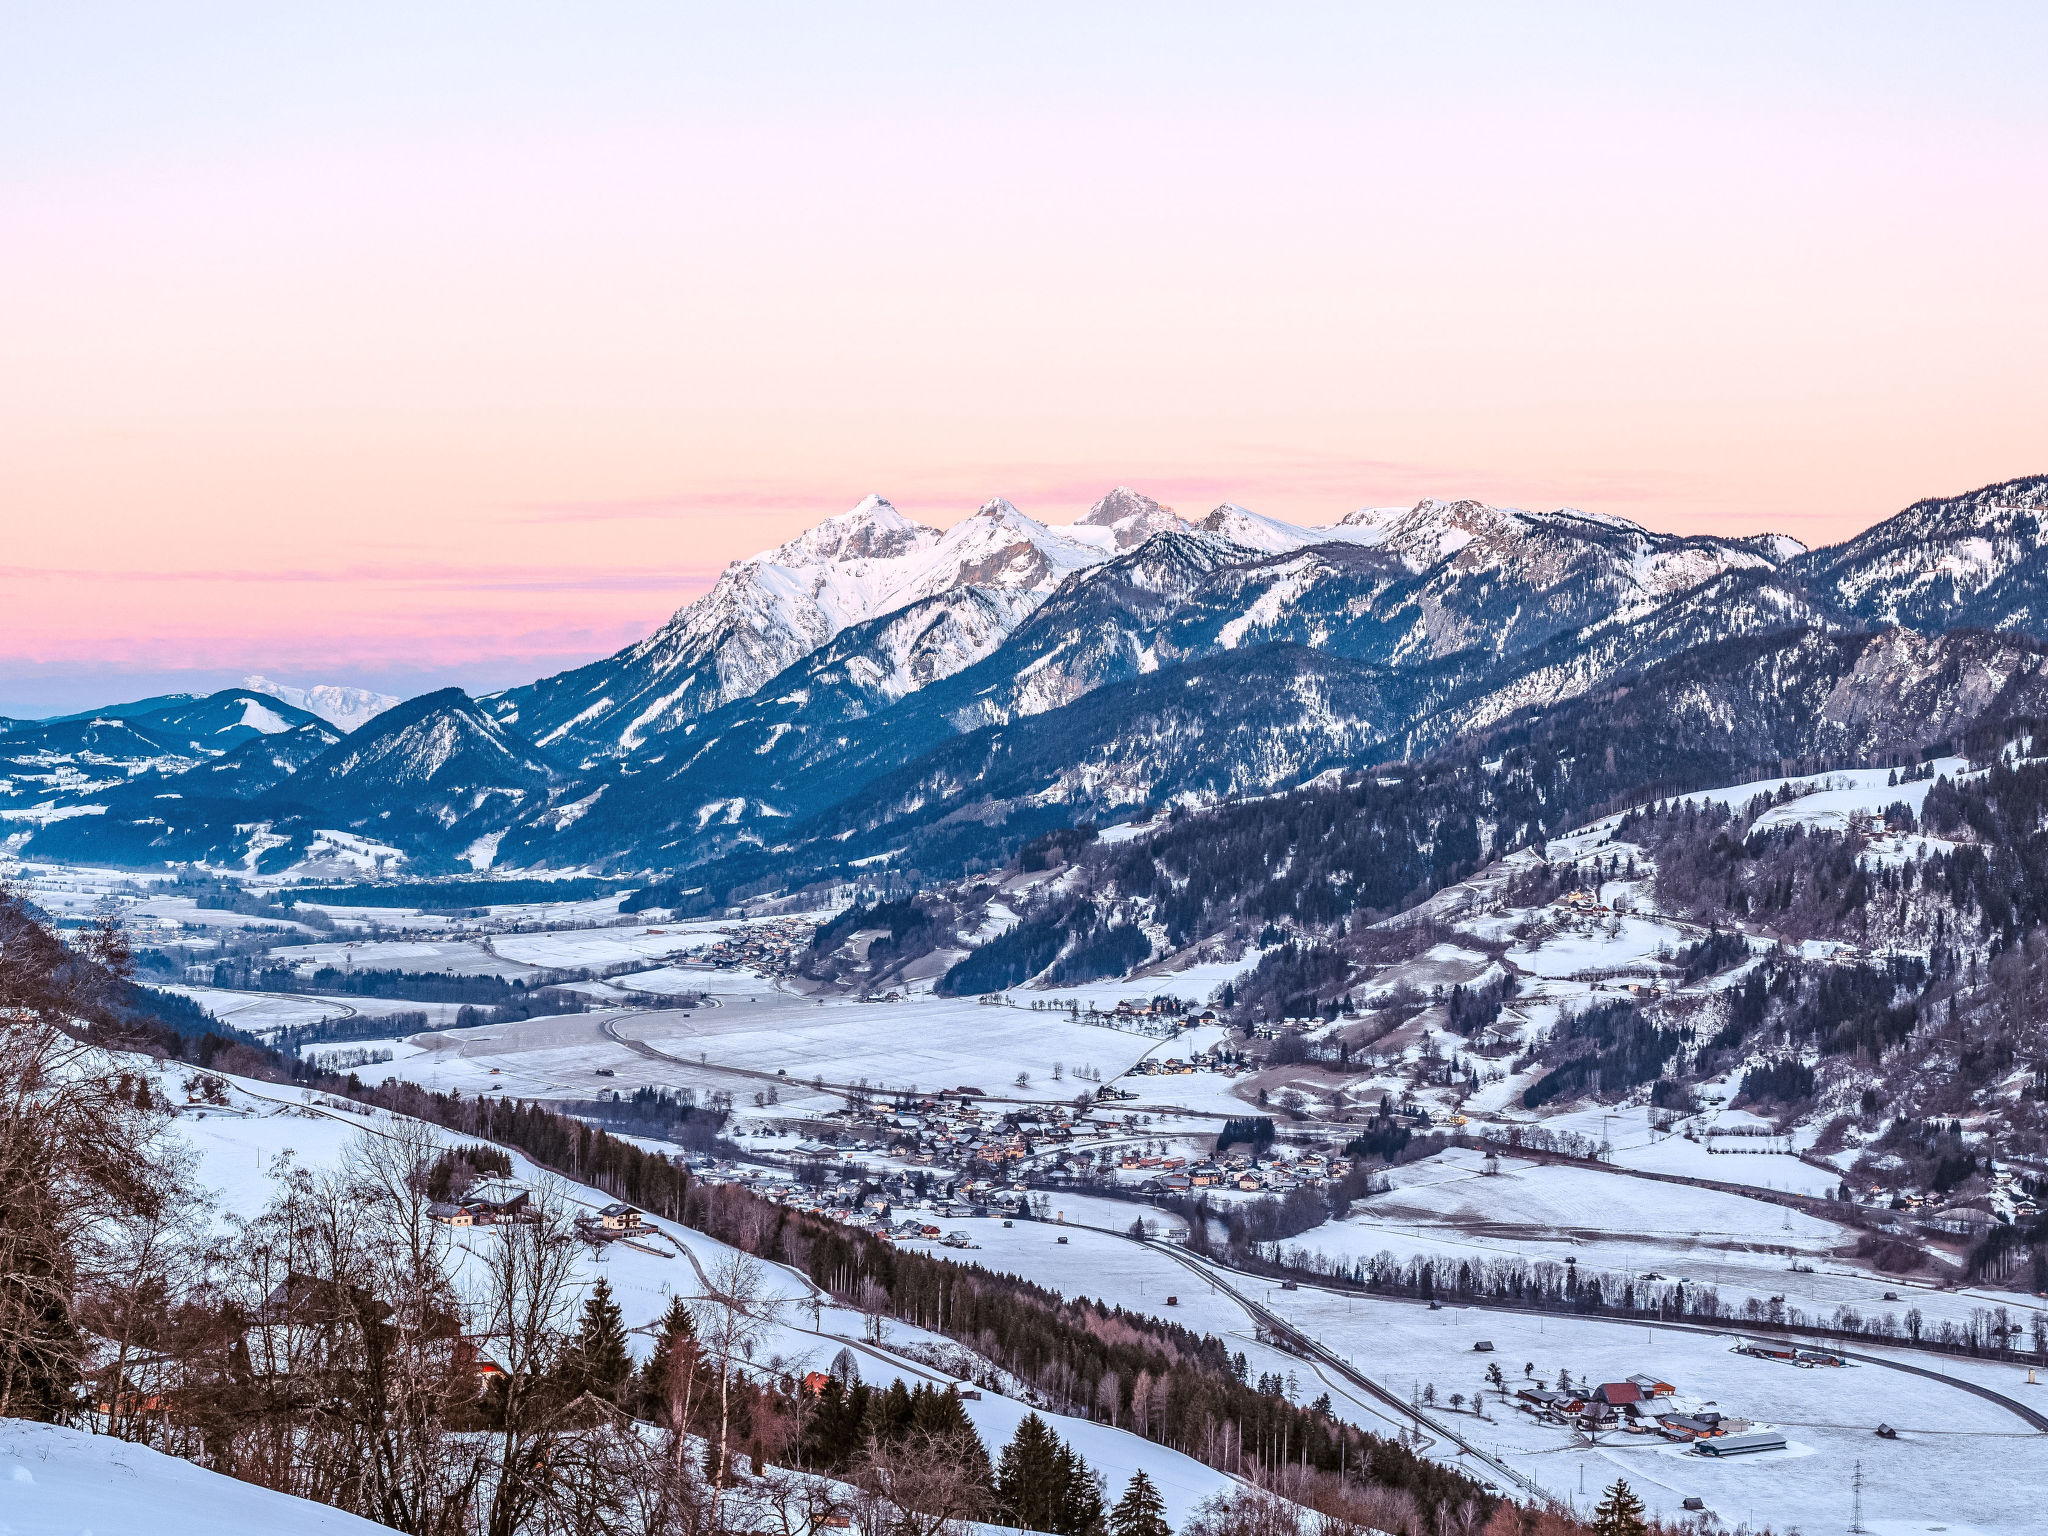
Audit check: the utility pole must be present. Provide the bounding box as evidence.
[1850,1458,1865,1535]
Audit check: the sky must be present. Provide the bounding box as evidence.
[3,3,2045,716]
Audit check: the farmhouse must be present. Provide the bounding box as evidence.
[459,1179,534,1224]
[1657,1413,1725,1441]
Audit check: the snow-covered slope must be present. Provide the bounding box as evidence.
[1798,473,2048,638]
[294,688,550,792]
[0,690,334,833]
[244,675,403,734]
[95,1055,1242,1529]
[487,493,1139,758]
[1194,502,1348,553]
[486,488,1800,769]
[0,1418,391,1536]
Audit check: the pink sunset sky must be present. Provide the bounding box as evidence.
[3,4,2045,715]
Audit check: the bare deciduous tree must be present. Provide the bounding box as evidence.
[849,1425,990,1536]
[692,1252,779,1509]
[0,891,181,1421]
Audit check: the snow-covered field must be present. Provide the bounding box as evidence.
[358,989,1175,1111]
[24,1010,2045,1536]
[1280,1147,2029,1339]
[1685,759,1968,827]
[160,983,470,1037]
[492,922,725,970]
[1263,1282,2041,1536]
[873,1208,2047,1536]
[0,1418,391,1536]
[1358,1148,1843,1245]
[1533,1103,1841,1198]
[267,935,533,976]
[268,914,797,978]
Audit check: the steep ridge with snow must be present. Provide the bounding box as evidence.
[194,688,566,869]
[1797,474,2048,638]
[489,489,1793,771]
[46,478,2048,884]
[487,530,1253,869]
[666,621,2048,896]
[21,691,549,873]
[485,493,1144,759]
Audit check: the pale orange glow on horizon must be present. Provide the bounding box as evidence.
[3,6,2044,712]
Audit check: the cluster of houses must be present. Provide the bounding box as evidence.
[1512,1369,1796,1456]
[1097,998,1213,1027]
[1127,1041,1242,1076]
[426,1179,536,1228]
[1879,1165,2042,1224]
[1989,1167,2042,1221]
[783,1094,1128,1174]
[732,1082,1368,1205]
[426,1179,655,1251]
[688,1159,1040,1237]
[1733,1340,1846,1368]
[691,917,814,975]
[988,996,1215,1036]
[1126,1146,1352,1196]
[1515,1373,1761,1442]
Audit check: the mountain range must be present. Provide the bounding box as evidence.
[10,474,2048,887]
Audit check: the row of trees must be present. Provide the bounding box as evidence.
[1217,1230,2048,1362]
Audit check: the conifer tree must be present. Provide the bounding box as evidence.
[1592,1477,1648,1536]
[909,1383,993,1480]
[1053,1442,1105,1536]
[996,1414,1064,1532]
[637,1292,698,1423]
[567,1275,632,1402]
[1107,1469,1170,1536]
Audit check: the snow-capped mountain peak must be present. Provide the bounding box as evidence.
[479,483,1814,762]
[485,492,1132,755]
[1194,503,1318,553]
[243,675,402,734]
[1067,486,1192,550]
[758,492,935,567]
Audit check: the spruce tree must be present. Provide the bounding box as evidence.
[909,1385,993,1486]
[1053,1442,1105,1536]
[638,1294,698,1419]
[1593,1478,1648,1536]
[863,1378,915,1445]
[996,1414,1064,1531]
[1107,1469,1169,1536]
[568,1275,633,1402]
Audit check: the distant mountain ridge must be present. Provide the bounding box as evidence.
[16,474,2047,883]
[480,490,1162,759]
[1796,474,2048,635]
[243,675,402,734]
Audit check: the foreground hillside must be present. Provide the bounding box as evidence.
[0,1419,392,1536]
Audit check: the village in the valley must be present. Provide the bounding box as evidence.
[18,747,2045,1536]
